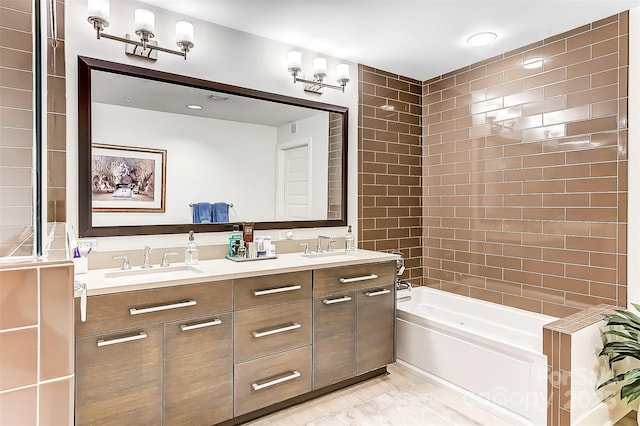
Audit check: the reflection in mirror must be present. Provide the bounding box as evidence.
[78,56,347,237]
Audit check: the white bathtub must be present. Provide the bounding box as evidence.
[396,287,556,426]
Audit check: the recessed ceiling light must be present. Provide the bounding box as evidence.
[467,32,497,47]
[522,57,544,69]
[187,104,202,110]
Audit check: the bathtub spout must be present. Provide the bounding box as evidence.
[396,280,412,291]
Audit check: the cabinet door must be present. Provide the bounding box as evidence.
[357,284,395,374]
[75,325,162,426]
[164,313,233,426]
[312,291,356,389]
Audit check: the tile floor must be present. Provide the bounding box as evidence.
[246,362,513,425]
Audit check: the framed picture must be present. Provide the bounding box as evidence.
[91,144,166,212]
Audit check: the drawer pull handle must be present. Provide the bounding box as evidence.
[253,285,302,296]
[323,296,352,305]
[97,332,147,347]
[252,322,301,338]
[180,319,222,331]
[339,274,378,284]
[365,289,391,297]
[129,300,197,315]
[252,370,301,391]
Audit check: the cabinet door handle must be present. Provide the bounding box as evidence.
[253,285,301,296]
[129,299,197,315]
[365,289,391,297]
[74,281,87,322]
[97,332,147,347]
[252,370,301,391]
[339,274,378,284]
[180,319,222,331]
[323,296,352,305]
[252,322,301,338]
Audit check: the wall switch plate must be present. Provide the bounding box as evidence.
[77,238,98,253]
[278,230,294,240]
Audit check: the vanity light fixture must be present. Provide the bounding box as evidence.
[466,32,497,47]
[87,0,195,61]
[287,51,350,94]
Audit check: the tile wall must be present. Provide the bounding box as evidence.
[0,0,34,256]
[358,65,423,285]
[423,13,628,316]
[327,112,343,220]
[0,257,74,425]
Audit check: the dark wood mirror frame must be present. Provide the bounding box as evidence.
[78,56,348,237]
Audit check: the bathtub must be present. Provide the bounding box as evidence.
[396,287,556,426]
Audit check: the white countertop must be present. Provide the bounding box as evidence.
[74,249,399,297]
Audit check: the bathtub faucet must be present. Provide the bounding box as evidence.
[396,280,412,291]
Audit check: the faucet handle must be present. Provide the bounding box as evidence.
[161,252,178,267]
[327,239,336,252]
[299,242,311,254]
[112,255,131,270]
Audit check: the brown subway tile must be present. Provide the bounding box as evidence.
[567,22,618,51]
[39,378,73,425]
[0,328,37,391]
[568,54,618,80]
[0,46,31,71]
[543,275,589,294]
[0,386,36,425]
[566,264,616,284]
[0,268,37,330]
[39,265,74,380]
[567,236,616,253]
[544,47,591,71]
[523,285,564,304]
[543,105,590,126]
[503,294,542,313]
[0,27,32,52]
[566,177,616,193]
[567,85,618,109]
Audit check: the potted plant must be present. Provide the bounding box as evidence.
[597,304,640,414]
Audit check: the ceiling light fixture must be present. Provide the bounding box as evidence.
[87,0,195,61]
[287,51,350,94]
[467,32,497,47]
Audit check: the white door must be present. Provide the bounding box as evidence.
[277,140,311,219]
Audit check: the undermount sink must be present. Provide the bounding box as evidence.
[104,265,204,280]
[301,251,355,259]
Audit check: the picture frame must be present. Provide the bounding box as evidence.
[91,143,166,212]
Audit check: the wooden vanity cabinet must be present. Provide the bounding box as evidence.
[74,280,233,426]
[164,312,233,425]
[312,262,396,389]
[233,271,313,416]
[75,325,163,425]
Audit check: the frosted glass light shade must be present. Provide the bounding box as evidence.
[176,21,195,47]
[336,63,350,82]
[88,0,110,25]
[287,51,302,72]
[135,8,155,34]
[312,58,327,78]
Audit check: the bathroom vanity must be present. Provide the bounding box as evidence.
[74,250,397,425]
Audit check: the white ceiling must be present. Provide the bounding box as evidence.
[142,0,639,81]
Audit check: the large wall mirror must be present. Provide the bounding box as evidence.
[78,56,348,237]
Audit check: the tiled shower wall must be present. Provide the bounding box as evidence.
[0,0,34,256]
[358,66,423,285]
[423,12,628,317]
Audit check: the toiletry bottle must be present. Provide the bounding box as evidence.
[185,230,199,265]
[345,225,355,251]
[237,241,246,258]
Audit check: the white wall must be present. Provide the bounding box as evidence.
[92,103,278,226]
[65,0,358,250]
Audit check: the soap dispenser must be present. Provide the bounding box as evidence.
[185,230,199,265]
[345,225,355,251]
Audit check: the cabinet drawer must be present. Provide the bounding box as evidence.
[75,280,232,337]
[75,325,162,425]
[234,345,311,416]
[313,291,357,389]
[164,313,233,426]
[235,299,311,363]
[313,261,396,296]
[234,271,311,310]
[357,284,395,374]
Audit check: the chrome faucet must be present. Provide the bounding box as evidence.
[396,280,412,291]
[316,235,332,253]
[142,246,153,269]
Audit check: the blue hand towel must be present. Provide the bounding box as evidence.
[193,202,213,224]
[213,202,229,223]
